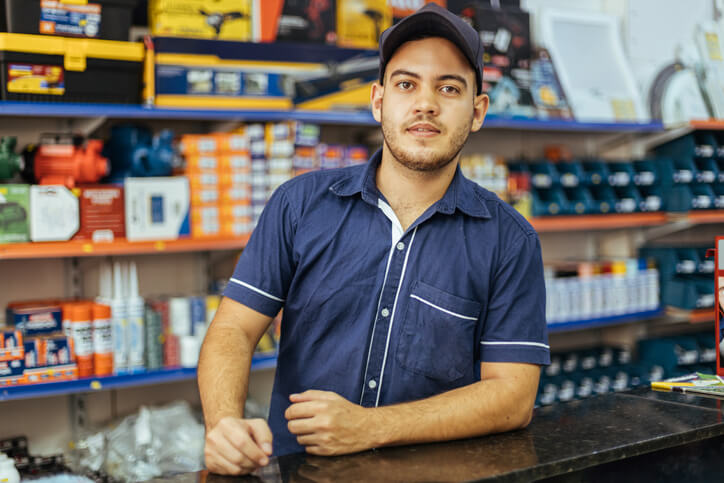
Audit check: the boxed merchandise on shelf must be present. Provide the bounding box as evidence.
[544,259,659,326]
[71,185,125,242]
[149,0,252,41]
[0,329,22,362]
[0,33,143,103]
[0,184,29,243]
[0,0,138,41]
[29,185,79,242]
[124,176,190,241]
[336,0,392,49]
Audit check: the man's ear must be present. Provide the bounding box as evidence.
[471,93,489,132]
[370,82,384,123]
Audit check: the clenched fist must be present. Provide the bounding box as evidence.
[204,417,273,475]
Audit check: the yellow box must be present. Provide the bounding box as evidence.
[191,187,220,205]
[186,154,219,171]
[337,0,392,49]
[219,154,251,171]
[150,0,252,41]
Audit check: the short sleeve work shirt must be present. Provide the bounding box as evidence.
[223,149,550,456]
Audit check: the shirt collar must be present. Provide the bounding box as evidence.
[330,148,491,219]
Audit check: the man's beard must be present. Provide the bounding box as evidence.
[380,106,472,173]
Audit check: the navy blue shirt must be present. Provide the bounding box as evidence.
[223,149,550,456]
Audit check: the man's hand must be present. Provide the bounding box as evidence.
[204,417,273,475]
[285,390,374,456]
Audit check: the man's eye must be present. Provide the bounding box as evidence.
[441,85,460,94]
[397,81,413,90]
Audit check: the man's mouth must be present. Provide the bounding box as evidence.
[407,123,441,137]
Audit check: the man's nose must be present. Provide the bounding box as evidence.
[413,87,439,116]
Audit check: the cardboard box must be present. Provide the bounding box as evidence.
[337,0,392,49]
[149,0,252,41]
[0,184,29,243]
[125,177,190,241]
[0,358,23,378]
[24,336,76,369]
[7,305,63,336]
[276,0,336,44]
[0,329,23,362]
[29,185,79,241]
[72,185,125,242]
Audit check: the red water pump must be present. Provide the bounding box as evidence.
[26,134,109,188]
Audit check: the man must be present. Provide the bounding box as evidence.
[199,3,549,475]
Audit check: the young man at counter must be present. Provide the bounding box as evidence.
[198,3,549,475]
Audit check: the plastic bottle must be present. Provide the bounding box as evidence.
[0,452,20,483]
[111,261,129,374]
[92,303,113,376]
[127,261,145,373]
[611,261,627,316]
[70,302,93,378]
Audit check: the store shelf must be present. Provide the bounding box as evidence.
[689,119,724,130]
[0,352,277,402]
[531,213,668,232]
[0,101,665,132]
[547,308,664,333]
[669,210,724,225]
[0,235,250,260]
[665,307,715,324]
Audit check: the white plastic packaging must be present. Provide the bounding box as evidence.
[112,262,129,374]
[127,261,145,373]
[0,452,20,483]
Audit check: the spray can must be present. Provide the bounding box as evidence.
[92,303,113,376]
[70,302,93,378]
[127,261,145,373]
[111,261,129,374]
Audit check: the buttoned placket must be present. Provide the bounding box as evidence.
[360,199,418,407]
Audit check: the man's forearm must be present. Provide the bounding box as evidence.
[198,324,256,430]
[369,372,537,447]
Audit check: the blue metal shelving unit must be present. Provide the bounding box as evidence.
[0,101,665,132]
[0,352,277,402]
[547,308,665,333]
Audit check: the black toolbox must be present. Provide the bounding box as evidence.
[0,33,144,103]
[0,0,138,41]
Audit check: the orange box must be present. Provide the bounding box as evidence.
[186,154,220,171]
[187,171,220,191]
[0,330,23,362]
[191,187,220,205]
[220,202,252,220]
[221,219,253,237]
[216,133,249,153]
[220,186,251,204]
[180,134,219,155]
[219,153,251,171]
[219,171,251,187]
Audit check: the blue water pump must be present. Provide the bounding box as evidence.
[104,125,174,181]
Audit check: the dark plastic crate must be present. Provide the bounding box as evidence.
[1,0,138,41]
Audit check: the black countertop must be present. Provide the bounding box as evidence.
[159,388,724,482]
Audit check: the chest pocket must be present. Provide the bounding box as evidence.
[396,280,481,382]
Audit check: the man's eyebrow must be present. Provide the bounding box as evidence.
[389,69,421,79]
[438,74,468,88]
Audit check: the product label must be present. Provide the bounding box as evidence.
[40,0,101,37]
[7,64,65,95]
[92,318,113,354]
[71,321,93,357]
[635,171,655,186]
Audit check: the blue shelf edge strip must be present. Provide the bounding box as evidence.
[0,352,277,402]
[0,102,665,132]
[547,308,665,333]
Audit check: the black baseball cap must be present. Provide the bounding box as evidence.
[378,3,484,95]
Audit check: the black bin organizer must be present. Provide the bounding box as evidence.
[0,33,143,103]
[0,0,138,41]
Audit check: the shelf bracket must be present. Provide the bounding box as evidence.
[639,218,692,244]
[71,116,108,137]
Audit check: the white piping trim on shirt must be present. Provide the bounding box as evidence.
[229,278,285,302]
[480,341,550,350]
[359,241,397,405]
[409,294,478,321]
[376,226,417,407]
[377,199,404,245]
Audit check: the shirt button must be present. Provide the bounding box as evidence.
[381,308,390,317]
[368,379,377,389]
[396,242,405,251]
